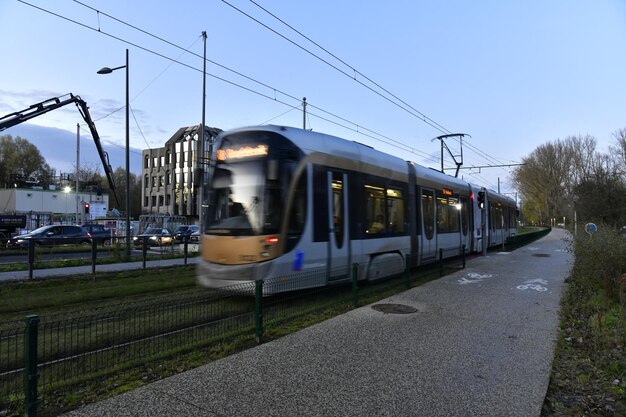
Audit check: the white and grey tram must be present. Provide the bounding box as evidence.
[197,125,517,290]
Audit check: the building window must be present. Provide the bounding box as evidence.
[159,176,164,187]
[151,176,156,187]
[166,151,171,164]
[144,196,148,206]
[158,195,164,206]
[151,196,156,206]
[166,194,171,205]
[144,174,149,188]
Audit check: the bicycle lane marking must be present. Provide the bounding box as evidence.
[516,278,548,292]
[457,272,493,285]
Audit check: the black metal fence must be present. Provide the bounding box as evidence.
[0,248,466,416]
[0,236,198,278]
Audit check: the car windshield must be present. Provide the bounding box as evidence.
[144,228,163,234]
[175,226,189,233]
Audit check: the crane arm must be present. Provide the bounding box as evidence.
[0,93,120,208]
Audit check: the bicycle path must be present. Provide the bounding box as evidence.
[64,228,571,417]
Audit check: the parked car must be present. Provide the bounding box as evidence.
[172,225,201,242]
[132,228,173,247]
[81,224,116,247]
[6,225,92,248]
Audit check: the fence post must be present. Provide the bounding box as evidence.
[142,237,148,269]
[439,248,444,277]
[183,235,189,265]
[24,314,40,417]
[91,239,97,275]
[28,239,35,280]
[254,280,263,344]
[405,254,411,288]
[461,244,466,269]
[351,263,359,308]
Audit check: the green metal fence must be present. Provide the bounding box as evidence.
[0,247,467,416]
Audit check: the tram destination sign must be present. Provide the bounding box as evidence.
[216,144,269,161]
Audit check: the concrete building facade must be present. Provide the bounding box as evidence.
[141,125,221,221]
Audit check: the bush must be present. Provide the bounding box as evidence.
[571,225,625,305]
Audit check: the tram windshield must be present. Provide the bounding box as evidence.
[206,131,302,236]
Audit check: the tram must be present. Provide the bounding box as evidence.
[197,125,517,291]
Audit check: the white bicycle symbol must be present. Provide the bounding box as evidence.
[466,273,493,279]
[517,284,547,292]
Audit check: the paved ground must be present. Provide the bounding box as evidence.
[63,228,571,417]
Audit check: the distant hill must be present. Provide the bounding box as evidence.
[1,124,143,176]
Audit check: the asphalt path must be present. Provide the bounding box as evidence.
[63,228,572,417]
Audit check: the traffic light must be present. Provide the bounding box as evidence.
[477,191,485,209]
[84,202,90,214]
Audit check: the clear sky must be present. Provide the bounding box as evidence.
[1,0,625,197]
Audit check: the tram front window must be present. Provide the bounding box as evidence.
[208,162,283,235]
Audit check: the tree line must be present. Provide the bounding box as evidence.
[0,134,143,219]
[512,129,626,227]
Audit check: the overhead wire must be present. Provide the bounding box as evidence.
[220,0,449,134]
[245,0,451,135]
[17,0,441,164]
[236,0,515,175]
[18,0,512,179]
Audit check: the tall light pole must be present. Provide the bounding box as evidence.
[98,48,131,258]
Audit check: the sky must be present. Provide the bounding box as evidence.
[1,0,625,198]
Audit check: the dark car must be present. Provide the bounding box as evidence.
[6,225,92,248]
[81,224,116,247]
[172,225,201,242]
[132,228,173,247]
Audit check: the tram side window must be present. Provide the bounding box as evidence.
[461,196,469,236]
[387,188,405,234]
[436,193,460,233]
[332,173,344,248]
[422,190,435,240]
[363,184,406,236]
[364,185,386,235]
[312,165,329,242]
[285,170,307,252]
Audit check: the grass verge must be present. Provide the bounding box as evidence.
[542,226,625,416]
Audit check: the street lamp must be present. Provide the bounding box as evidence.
[98,48,131,258]
[64,186,71,224]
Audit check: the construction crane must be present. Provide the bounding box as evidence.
[0,93,120,207]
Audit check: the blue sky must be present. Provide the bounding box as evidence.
[1,0,625,197]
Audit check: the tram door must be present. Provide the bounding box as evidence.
[327,171,350,280]
[421,189,436,262]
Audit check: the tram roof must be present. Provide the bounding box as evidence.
[219,125,495,195]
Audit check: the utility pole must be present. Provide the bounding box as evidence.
[199,30,207,234]
[76,123,81,225]
[302,97,307,129]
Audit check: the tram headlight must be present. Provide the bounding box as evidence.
[261,236,279,257]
